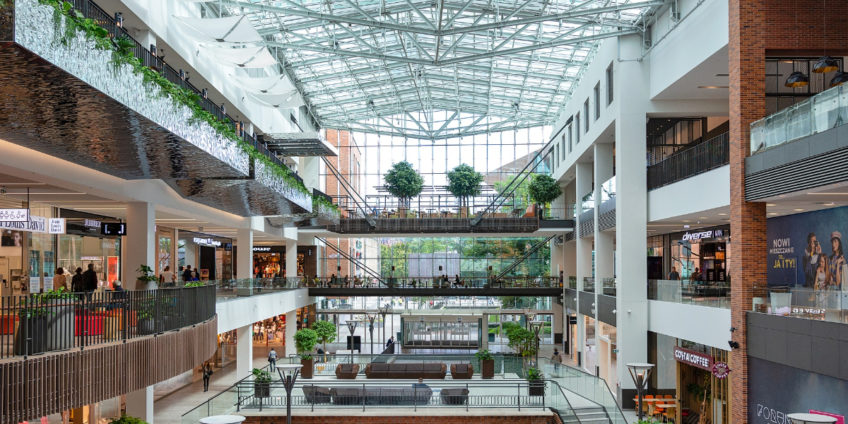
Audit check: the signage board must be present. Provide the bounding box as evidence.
[0,215,47,233]
[48,218,66,234]
[673,346,713,371]
[193,237,221,247]
[0,209,29,222]
[101,222,126,236]
[84,219,101,229]
[711,361,730,379]
[681,227,726,242]
[29,276,40,293]
[253,246,272,252]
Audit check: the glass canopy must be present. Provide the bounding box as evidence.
[205,0,661,139]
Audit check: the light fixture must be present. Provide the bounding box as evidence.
[114,12,123,28]
[831,71,848,87]
[728,340,740,349]
[697,85,729,89]
[626,363,654,421]
[813,56,839,73]
[785,71,809,88]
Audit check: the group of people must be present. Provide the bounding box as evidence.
[158,265,202,287]
[804,231,845,291]
[49,264,100,292]
[667,266,706,283]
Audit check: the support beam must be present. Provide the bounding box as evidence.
[237,228,253,280]
[123,202,155,291]
[237,325,253,378]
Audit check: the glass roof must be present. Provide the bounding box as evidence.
[209,0,661,139]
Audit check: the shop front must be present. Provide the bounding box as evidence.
[648,225,730,283]
[670,343,729,424]
[252,246,284,278]
[0,204,59,294]
[178,231,232,281]
[59,213,122,289]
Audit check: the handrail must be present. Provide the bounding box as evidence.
[647,132,729,190]
[321,157,376,227]
[0,285,216,359]
[496,235,556,280]
[316,237,386,286]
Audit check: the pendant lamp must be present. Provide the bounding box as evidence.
[785,71,809,88]
[813,56,839,73]
[831,72,848,87]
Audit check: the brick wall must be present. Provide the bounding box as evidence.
[728,1,848,423]
[243,415,559,424]
[324,129,363,277]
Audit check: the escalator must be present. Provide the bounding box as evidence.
[316,236,385,286]
[496,235,556,280]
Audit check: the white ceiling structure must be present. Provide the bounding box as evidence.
[200,0,664,139]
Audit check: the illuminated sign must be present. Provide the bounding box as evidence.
[681,228,725,242]
[253,247,272,252]
[193,237,222,247]
[84,219,101,229]
[101,223,126,236]
[673,346,713,371]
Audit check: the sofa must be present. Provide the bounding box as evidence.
[449,363,473,379]
[364,362,447,379]
[302,386,332,404]
[335,363,360,379]
[329,386,433,405]
[440,388,470,405]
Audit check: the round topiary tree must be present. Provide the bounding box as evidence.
[312,320,336,362]
[384,161,424,214]
[528,174,562,217]
[447,164,483,217]
[295,328,319,378]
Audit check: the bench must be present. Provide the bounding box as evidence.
[365,362,447,379]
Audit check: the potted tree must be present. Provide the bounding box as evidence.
[505,325,537,369]
[526,367,545,396]
[528,174,562,218]
[136,265,158,291]
[109,415,148,424]
[384,161,424,217]
[252,368,272,398]
[312,320,336,363]
[295,328,318,379]
[447,164,483,218]
[475,349,495,379]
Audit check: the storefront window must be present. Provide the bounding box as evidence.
[58,234,120,288]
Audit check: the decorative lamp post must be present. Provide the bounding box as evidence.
[275,364,302,424]
[199,415,246,424]
[367,313,376,360]
[529,320,544,367]
[787,414,838,424]
[626,363,655,421]
[345,320,358,364]
[379,304,392,351]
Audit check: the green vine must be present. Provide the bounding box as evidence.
[313,195,340,215]
[36,0,313,200]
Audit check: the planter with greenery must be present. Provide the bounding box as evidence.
[312,320,336,363]
[294,328,318,379]
[384,161,424,216]
[504,323,537,369]
[135,300,164,335]
[528,174,562,218]
[13,288,77,354]
[136,265,158,291]
[252,368,272,398]
[109,415,148,424]
[526,367,544,396]
[447,164,483,217]
[475,349,495,379]
[312,196,341,224]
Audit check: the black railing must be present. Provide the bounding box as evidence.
[63,0,297,176]
[647,132,729,190]
[0,285,216,359]
[326,217,541,234]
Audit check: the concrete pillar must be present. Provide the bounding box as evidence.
[575,162,593,366]
[614,34,649,399]
[126,386,153,424]
[236,228,253,280]
[285,310,297,357]
[236,324,253,378]
[481,314,489,350]
[123,202,155,290]
[553,301,563,347]
[286,240,298,279]
[593,143,615,377]
[87,402,100,424]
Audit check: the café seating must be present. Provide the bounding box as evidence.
[449,363,473,379]
[335,363,360,379]
[302,385,332,403]
[364,362,447,379]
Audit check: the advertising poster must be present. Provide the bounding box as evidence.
[749,358,847,422]
[766,206,848,290]
[107,256,119,287]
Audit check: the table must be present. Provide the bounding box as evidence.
[786,413,838,424]
[198,415,246,424]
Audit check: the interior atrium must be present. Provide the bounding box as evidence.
[0,0,847,423]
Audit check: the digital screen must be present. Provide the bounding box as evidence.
[101,223,126,236]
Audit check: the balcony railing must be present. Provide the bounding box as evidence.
[0,285,216,359]
[583,277,595,293]
[647,280,730,309]
[751,84,848,154]
[307,276,561,290]
[752,286,848,324]
[601,278,616,296]
[647,132,729,190]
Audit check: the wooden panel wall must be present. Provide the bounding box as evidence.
[0,317,217,424]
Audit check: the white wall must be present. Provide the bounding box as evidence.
[648,300,732,350]
[647,165,729,222]
[216,288,314,334]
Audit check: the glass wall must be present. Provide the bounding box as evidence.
[57,235,120,288]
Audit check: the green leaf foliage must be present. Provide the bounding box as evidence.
[294,328,318,359]
[526,367,542,381]
[528,174,562,205]
[252,368,272,383]
[447,164,483,199]
[312,320,336,344]
[110,415,148,424]
[384,161,424,203]
[475,349,494,361]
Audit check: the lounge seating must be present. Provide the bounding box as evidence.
[329,387,433,405]
[365,362,447,379]
[335,363,360,379]
[440,388,469,405]
[302,386,332,403]
[449,363,473,379]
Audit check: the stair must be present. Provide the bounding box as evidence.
[559,407,612,424]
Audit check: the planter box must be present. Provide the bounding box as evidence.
[13,315,47,355]
[254,382,271,398]
[528,380,545,396]
[301,358,314,379]
[481,359,495,379]
[75,313,104,336]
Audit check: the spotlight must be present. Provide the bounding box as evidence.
[728,340,740,349]
[730,327,737,332]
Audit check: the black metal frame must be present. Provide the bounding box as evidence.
[647,132,729,190]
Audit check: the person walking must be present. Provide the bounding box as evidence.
[82,264,98,299]
[71,267,84,292]
[202,362,213,392]
[668,266,680,280]
[182,265,193,283]
[268,347,278,370]
[53,268,67,291]
[552,348,563,372]
[160,266,175,287]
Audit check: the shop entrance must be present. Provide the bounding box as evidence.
[673,345,729,424]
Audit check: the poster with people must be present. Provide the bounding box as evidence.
[767,206,848,291]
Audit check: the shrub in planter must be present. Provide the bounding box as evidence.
[136,265,158,291]
[526,367,544,396]
[312,320,335,363]
[252,368,272,398]
[295,328,318,379]
[110,415,148,424]
[475,349,495,379]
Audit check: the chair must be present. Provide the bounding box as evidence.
[335,363,360,379]
[449,363,473,379]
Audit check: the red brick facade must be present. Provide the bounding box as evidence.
[243,415,560,424]
[324,129,363,278]
[728,1,848,422]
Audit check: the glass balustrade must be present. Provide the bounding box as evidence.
[752,286,848,324]
[647,280,730,309]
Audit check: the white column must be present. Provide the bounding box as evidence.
[614,34,649,397]
[126,386,153,424]
[236,324,253,378]
[123,202,155,290]
[285,310,297,357]
[593,143,615,370]
[236,228,253,280]
[286,240,298,279]
[574,162,593,366]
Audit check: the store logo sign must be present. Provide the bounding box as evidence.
[0,215,46,233]
[673,346,713,371]
[0,209,29,222]
[681,228,724,241]
[253,247,271,252]
[48,218,66,234]
[193,237,221,247]
[711,361,730,379]
[84,219,101,229]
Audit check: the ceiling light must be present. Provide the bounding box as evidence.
[769,212,778,216]
[807,192,848,195]
[831,72,848,87]
[718,213,727,216]
[766,203,777,206]
[812,56,839,73]
[784,71,809,88]
[698,85,729,89]
[793,208,805,212]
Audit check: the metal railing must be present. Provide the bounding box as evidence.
[0,285,215,358]
[537,357,626,423]
[308,276,561,290]
[647,280,730,309]
[600,278,616,296]
[752,286,848,324]
[647,132,729,190]
[60,0,295,175]
[213,278,303,300]
[751,84,848,154]
[317,296,554,313]
[282,353,525,378]
[496,235,556,280]
[325,216,542,234]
